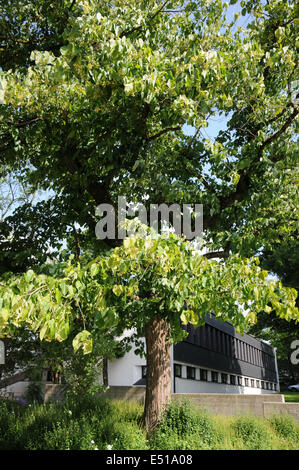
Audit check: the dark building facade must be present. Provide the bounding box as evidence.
[172,313,279,393]
[107,314,279,394]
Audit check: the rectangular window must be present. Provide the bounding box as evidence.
[230,375,236,385]
[211,371,218,383]
[200,369,208,381]
[251,379,255,388]
[245,378,249,387]
[274,383,277,391]
[142,366,147,378]
[187,366,196,380]
[238,376,243,386]
[221,373,228,384]
[261,381,265,389]
[256,380,260,388]
[174,364,182,378]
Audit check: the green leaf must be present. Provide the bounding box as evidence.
[112,285,125,296]
[90,264,99,277]
[55,288,62,303]
[72,330,92,354]
[24,270,35,283]
[39,324,48,341]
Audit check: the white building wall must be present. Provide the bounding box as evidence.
[0,381,29,396]
[174,361,277,394]
[174,378,277,394]
[107,344,278,395]
[108,340,146,386]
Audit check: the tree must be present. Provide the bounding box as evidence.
[1,228,298,430]
[0,0,297,255]
[0,0,298,431]
[249,235,299,384]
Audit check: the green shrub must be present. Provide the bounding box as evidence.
[110,400,144,424]
[268,414,299,442]
[0,399,28,450]
[149,400,221,450]
[233,415,274,450]
[1,396,298,450]
[108,422,148,450]
[65,394,112,420]
[25,369,44,405]
[38,417,95,450]
[157,400,202,436]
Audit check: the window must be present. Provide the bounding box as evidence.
[261,381,265,389]
[238,376,243,386]
[230,375,236,385]
[256,380,260,388]
[245,378,249,387]
[200,369,208,381]
[174,364,182,378]
[211,371,218,383]
[142,366,147,378]
[221,373,228,384]
[274,383,277,391]
[187,366,196,380]
[251,379,255,388]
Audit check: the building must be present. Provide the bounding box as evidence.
[108,313,280,394]
[0,314,280,399]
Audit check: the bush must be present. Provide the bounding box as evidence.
[0,396,298,450]
[268,414,299,442]
[37,417,95,450]
[149,400,221,450]
[25,369,44,405]
[106,422,148,450]
[232,415,274,450]
[110,400,144,424]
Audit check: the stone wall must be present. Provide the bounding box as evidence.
[26,384,299,422]
[44,384,65,403]
[172,392,284,418]
[263,402,299,422]
[101,387,299,421]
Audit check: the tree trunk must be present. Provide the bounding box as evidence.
[144,316,171,433]
[0,368,32,389]
[103,358,108,387]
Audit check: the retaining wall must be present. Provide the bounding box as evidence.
[101,386,299,421]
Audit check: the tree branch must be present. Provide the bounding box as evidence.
[203,251,230,259]
[147,125,182,141]
[257,108,298,159]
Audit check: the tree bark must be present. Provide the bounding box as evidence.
[0,368,32,389]
[103,358,108,387]
[144,317,172,433]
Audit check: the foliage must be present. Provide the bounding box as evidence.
[248,236,299,383]
[149,400,220,450]
[268,414,299,441]
[25,377,44,405]
[1,397,299,450]
[61,348,105,399]
[0,0,298,431]
[0,229,298,355]
[0,0,297,262]
[232,415,275,450]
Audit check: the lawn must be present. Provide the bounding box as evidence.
[0,395,299,450]
[284,392,299,403]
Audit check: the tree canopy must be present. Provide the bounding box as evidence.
[0,0,298,430]
[0,0,298,260]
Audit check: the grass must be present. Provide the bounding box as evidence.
[284,392,299,403]
[0,396,298,450]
